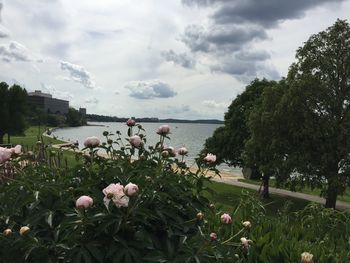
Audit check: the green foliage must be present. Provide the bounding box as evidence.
[66,108,86,127]
[246,19,350,208]
[1,125,350,262]
[203,79,276,179]
[0,82,28,143]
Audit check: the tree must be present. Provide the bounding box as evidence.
[0,82,10,144]
[66,108,85,127]
[7,84,28,142]
[246,20,350,208]
[203,79,276,182]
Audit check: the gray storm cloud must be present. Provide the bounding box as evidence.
[182,0,343,81]
[161,50,195,69]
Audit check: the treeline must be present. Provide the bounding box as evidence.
[204,19,350,209]
[87,114,224,124]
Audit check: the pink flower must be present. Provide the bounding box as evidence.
[76,195,93,209]
[129,135,142,147]
[84,136,100,148]
[124,183,139,196]
[210,232,217,241]
[220,213,232,224]
[11,145,22,155]
[126,118,136,127]
[204,153,216,163]
[102,183,129,208]
[0,147,12,164]
[177,147,188,156]
[157,125,170,136]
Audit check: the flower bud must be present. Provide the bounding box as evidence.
[124,183,139,197]
[126,118,136,127]
[209,203,215,209]
[242,221,251,228]
[301,252,313,263]
[209,232,217,241]
[161,151,169,158]
[107,139,113,144]
[156,125,170,136]
[75,195,93,209]
[103,131,109,136]
[20,226,30,236]
[220,213,232,224]
[196,212,204,221]
[3,229,12,236]
[177,147,188,156]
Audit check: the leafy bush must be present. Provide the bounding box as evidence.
[0,122,349,262]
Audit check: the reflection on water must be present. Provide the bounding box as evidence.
[53,122,242,174]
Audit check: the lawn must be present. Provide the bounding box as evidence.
[205,181,310,217]
[239,178,350,203]
[6,126,82,167]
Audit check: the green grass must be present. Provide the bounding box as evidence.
[238,178,350,203]
[6,126,81,167]
[205,181,310,216]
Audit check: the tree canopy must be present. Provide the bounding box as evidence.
[0,82,28,144]
[203,79,276,176]
[246,19,350,208]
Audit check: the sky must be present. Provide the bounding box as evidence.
[0,0,349,120]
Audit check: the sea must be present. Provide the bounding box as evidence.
[52,122,242,174]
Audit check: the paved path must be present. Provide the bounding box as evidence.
[212,173,350,211]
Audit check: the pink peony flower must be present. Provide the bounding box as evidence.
[124,183,139,196]
[210,232,217,241]
[103,183,129,208]
[76,195,93,209]
[220,213,232,224]
[177,147,188,156]
[84,136,100,148]
[204,153,216,163]
[156,125,170,136]
[126,118,136,127]
[0,147,12,164]
[11,145,22,155]
[129,135,142,147]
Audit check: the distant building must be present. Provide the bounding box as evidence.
[28,90,69,114]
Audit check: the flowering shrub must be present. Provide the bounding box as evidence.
[0,122,349,262]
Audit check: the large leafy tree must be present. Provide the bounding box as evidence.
[0,82,10,144]
[247,20,350,208]
[7,84,28,142]
[0,82,28,144]
[203,79,276,180]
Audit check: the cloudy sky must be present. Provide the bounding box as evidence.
[0,0,349,120]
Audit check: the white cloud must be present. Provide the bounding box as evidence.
[60,61,96,89]
[125,80,177,99]
[203,100,229,109]
[0,41,31,62]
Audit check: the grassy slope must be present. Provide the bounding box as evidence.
[8,126,81,167]
[239,178,350,203]
[205,181,310,216]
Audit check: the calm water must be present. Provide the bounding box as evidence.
[52,122,241,174]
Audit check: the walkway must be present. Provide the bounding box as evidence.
[212,172,350,211]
